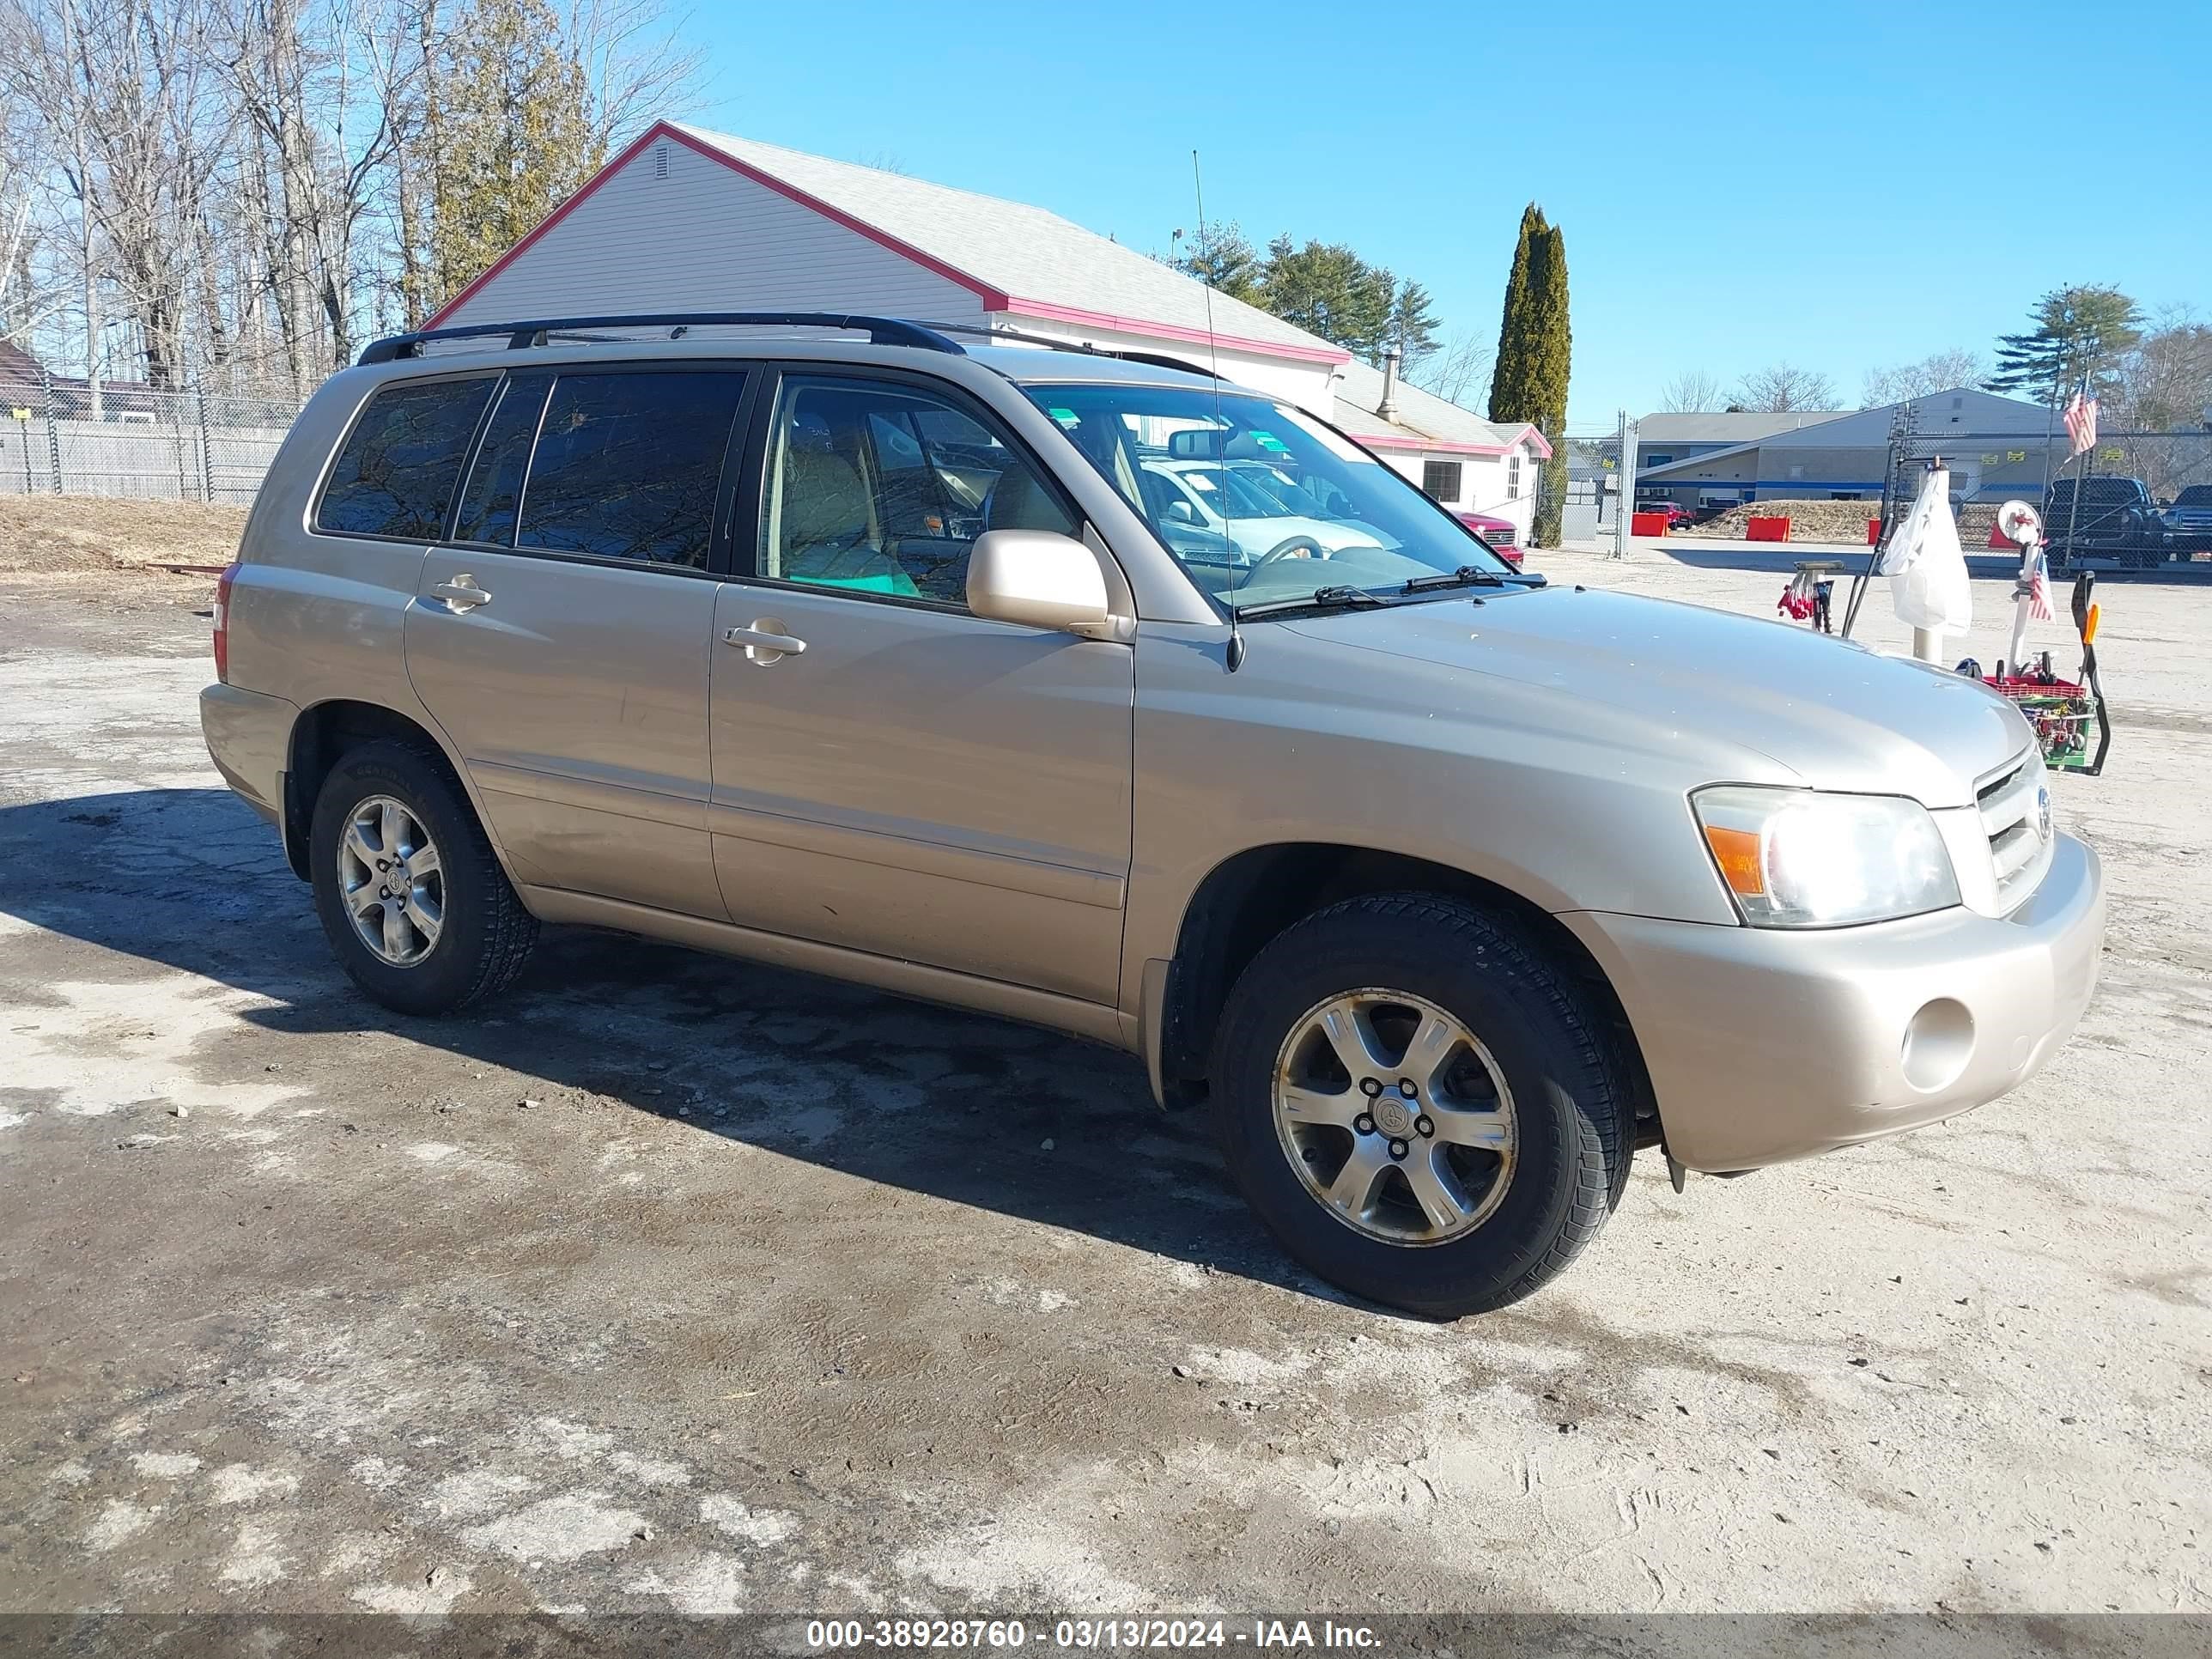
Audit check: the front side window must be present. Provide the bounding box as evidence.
[1024,383,1514,612]
[760,375,1077,608]
[515,369,748,569]
[316,376,495,540]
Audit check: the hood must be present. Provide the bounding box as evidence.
[1285,586,2030,808]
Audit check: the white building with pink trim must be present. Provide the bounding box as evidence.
[429,120,1547,541]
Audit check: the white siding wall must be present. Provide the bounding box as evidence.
[1382,448,1535,541]
[440,137,988,328]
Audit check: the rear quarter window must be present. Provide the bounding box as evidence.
[316,377,495,540]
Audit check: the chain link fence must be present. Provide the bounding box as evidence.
[0,375,301,505]
[1884,426,2212,572]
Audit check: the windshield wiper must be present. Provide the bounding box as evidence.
[1232,584,1388,620]
[1402,564,1510,594]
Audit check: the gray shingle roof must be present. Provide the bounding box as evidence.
[674,125,1346,362]
[1330,356,1541,453]
[1633,410,1849,443]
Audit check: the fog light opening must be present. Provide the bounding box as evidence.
[1900,998,1975,1093]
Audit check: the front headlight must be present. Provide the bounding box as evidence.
[1692,786,1960,927]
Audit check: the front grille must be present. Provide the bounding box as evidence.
[1977,750,2051,910]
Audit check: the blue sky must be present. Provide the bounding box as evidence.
[682,1,2208,426]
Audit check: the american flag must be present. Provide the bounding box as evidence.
[2028,550,2054,622]
[2063,392,2099,457]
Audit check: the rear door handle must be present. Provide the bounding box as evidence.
[722,623,806,663]
[431,576,491,611]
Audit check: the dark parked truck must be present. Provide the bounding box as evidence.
[2161,483,2212,556]
[2045,477,2168,568]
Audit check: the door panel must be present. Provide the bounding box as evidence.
[406,550,724,917]
[708,584,1133,1003]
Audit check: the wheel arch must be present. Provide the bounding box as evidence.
[283,700,481,882]
[1155,842,1659,1146]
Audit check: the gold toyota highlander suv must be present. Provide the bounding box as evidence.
[200,313,2105,1316]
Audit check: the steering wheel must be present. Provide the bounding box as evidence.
[1251,536,1327,570]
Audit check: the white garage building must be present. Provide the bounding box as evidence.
[429,120,1546,542]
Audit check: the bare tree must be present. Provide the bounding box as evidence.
[1859,347,1986,407]
[1654,368,1722,413]
[1409,331,1492,409]
[2,0,237,390]
[1731,362,1839,413]
[563,0,704,156]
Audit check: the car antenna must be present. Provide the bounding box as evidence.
[1194,149,1244,672]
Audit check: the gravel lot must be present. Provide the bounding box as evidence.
[2,544,2208,1637]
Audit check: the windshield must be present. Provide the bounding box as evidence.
[1023,383,1513,613]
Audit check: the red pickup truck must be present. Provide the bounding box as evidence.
[1453,509,1525,568]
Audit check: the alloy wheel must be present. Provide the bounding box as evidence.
[337,794,443,967]
[1272,988,1516,1246]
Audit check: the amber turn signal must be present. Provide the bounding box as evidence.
[1702,824,1765,896]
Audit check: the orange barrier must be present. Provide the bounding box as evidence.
[1746,515,1790,543]
[1629,512,1670,537]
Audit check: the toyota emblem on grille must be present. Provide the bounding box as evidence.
[2037,786,2052,843]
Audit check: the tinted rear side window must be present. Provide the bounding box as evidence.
[517,371,747,568]
[316,377,495,539]
[453,373,553,547]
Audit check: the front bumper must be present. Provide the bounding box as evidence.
[1563,832,2105,1172]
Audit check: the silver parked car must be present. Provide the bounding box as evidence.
[200,313,2106,1317]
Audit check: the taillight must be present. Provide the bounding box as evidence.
[213,562,239,683]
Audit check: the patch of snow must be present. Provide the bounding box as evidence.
[461,1492,646,1563]
[699,1492,798,1547]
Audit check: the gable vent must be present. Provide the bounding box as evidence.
[653,142,670,180]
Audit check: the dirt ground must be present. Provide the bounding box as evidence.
[2,520,2208,1638]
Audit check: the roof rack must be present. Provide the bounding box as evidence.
[356,312,966,366]
[915,319,1224,380]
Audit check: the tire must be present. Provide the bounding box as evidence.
[309,740,538,1016]
[1210,893,1632,1318]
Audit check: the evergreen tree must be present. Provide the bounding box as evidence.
[1175,221,1262,304]
[1488,204,1543,424]
[1987,285,2142,407]
[431,0,602,304]
[1490,206,1571,545]
[1259,235,1395,362]
[1384,279,1440,373]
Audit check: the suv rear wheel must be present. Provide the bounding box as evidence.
[309,741,537,1015]
[1211,894,1632,1317]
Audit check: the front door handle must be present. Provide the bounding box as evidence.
[431,576,491,611]
[723,622,807,664]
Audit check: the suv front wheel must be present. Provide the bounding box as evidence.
[308,740,538,1016]
[1211,894,1633,1317]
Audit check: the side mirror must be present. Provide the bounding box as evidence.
[967,529,1112,633]
[1165,499,1200,525]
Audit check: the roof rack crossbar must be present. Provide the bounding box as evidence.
[357,312,967,366]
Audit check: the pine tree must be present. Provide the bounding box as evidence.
[1490,207,1571,545]
[431,0,603,305]
[1385,280,1440,373]
[1987,285,2142,407]
[1176,221,1262,304]
[1488,204,1544,424]
[1259,236,1395,363]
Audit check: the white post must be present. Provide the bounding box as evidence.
[1612,409,1638,562]
[2004,537,2039,676]
[1911,627,1943,664]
